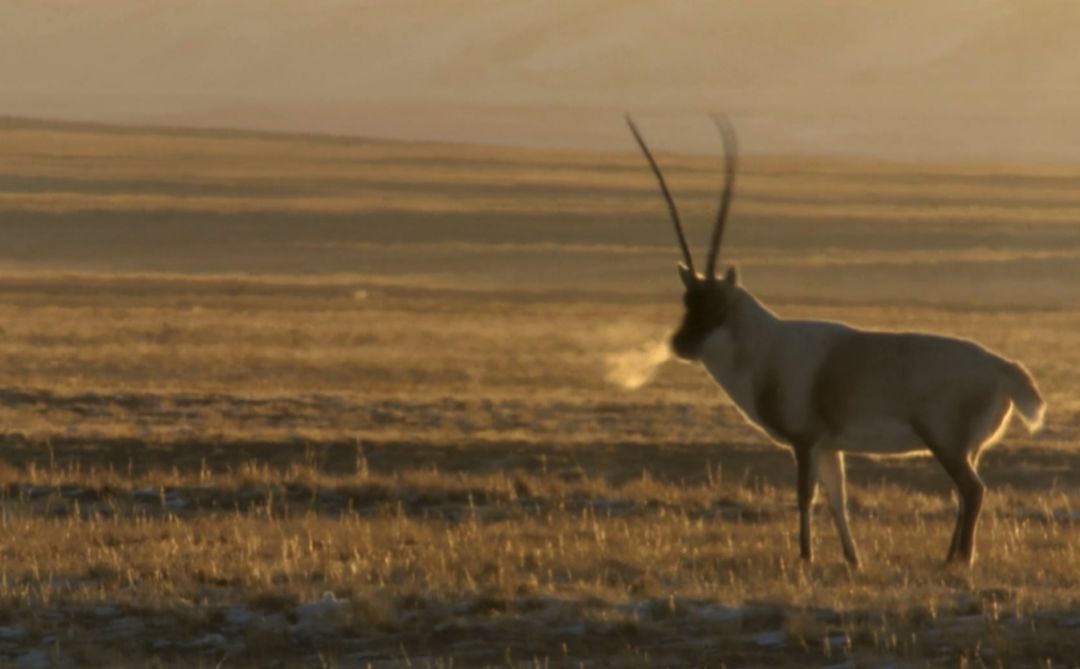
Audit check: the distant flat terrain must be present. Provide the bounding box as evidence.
[2,116,1079,307]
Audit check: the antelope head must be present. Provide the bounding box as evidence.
[626,115,739,361]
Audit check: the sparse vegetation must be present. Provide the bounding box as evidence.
[0,118,1077,667]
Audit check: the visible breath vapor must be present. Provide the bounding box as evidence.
[605,340,671,390]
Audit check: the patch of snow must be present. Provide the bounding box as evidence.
[750,629,787,648]
[91,606,121,619]
[19,485,52,499]
[614,599,650,620]
[693,604,744,625]
[37,609,66,623]
[101,616,146,642]
[181,633,229,651]
[812,609,841,624]
[292,592,350,637]
[1018,508,1080,523]
[584,499,635,515]
[552,621,586,636]
[451,600,473,615]
[827,633,850,651]
[164,492,190,510]
[133,487,160,501]
[739,604,785,627]
[941,614,984,630]
[258,612,288,631]
[224,606,256,629]
[14,650,53,669]
[0,626,25,641]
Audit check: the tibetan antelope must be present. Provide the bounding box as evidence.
[626,115,1046,567]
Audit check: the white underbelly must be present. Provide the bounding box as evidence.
[829,421,929,457]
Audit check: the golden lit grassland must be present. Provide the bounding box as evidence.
[0,118,1077,666]
[0,274,1077,446]
[0,482,1076,667]
[0,273,1077,667]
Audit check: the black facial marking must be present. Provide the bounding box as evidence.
[670,282,735,360]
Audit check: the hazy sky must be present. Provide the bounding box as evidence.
[4,0,1080,162]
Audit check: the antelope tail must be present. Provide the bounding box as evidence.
[1001,360,1046,433]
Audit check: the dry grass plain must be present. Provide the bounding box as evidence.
[0,117,1078,667]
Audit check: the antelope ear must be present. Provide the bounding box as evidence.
[677,263,698,289]
[723,265,739,286]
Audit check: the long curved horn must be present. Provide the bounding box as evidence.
[626,115,695,274]
[704,113,738,281]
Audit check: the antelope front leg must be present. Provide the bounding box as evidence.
[818,448,861,567]
[946,500,965,562]
[795,447,819,563]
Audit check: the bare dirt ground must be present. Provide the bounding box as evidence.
[0,118,1077,667]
